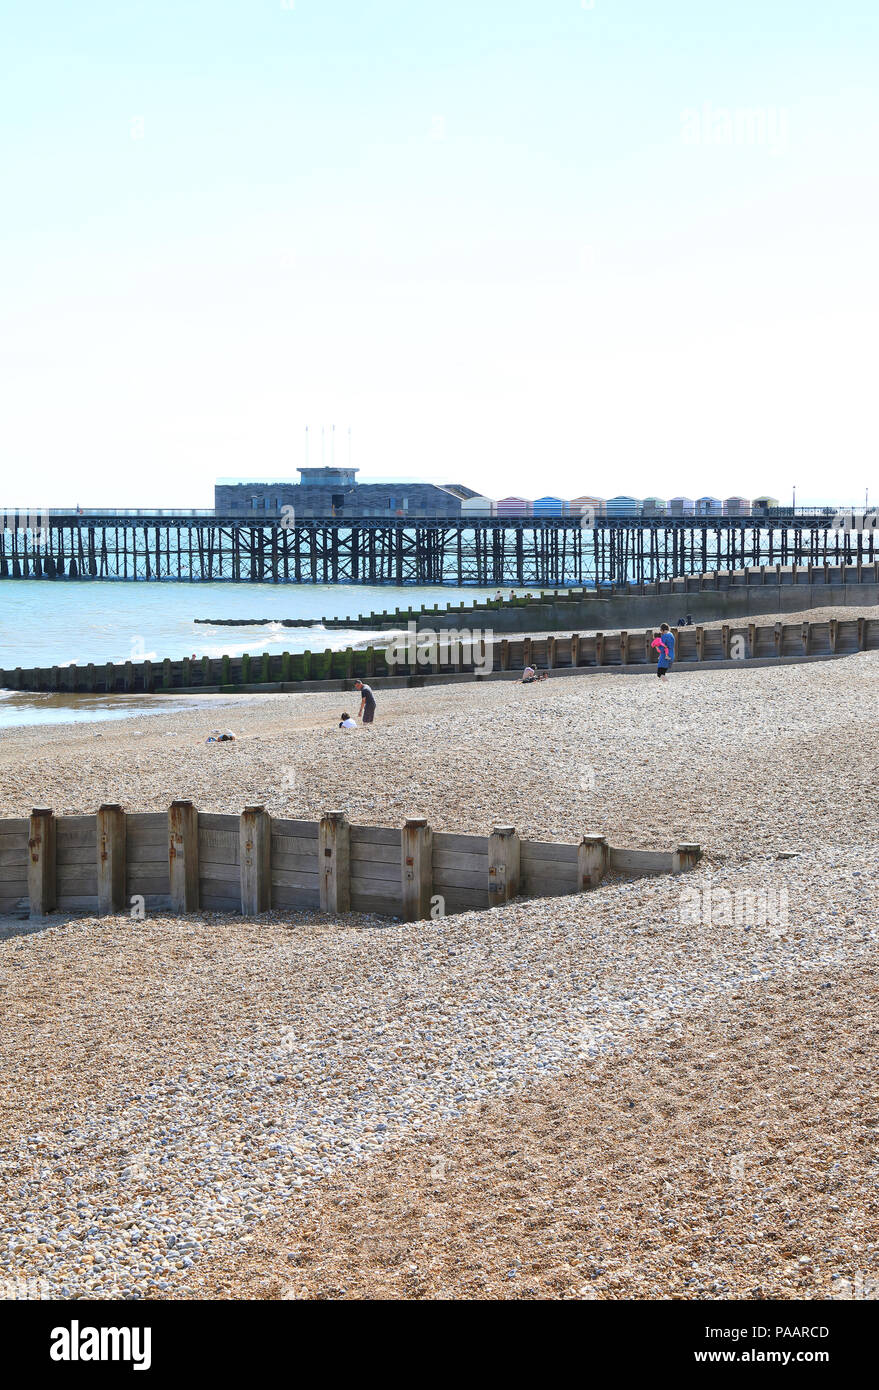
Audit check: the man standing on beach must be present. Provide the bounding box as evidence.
[354,679,376,725]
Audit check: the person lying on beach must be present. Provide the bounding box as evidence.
[206,730,236,742]
[339,712,357,730]
[522,666,536,683]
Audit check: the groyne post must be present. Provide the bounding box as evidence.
[27,807,56,916]
[319,810,351,914]
[169,800,199,911]
[240,805,271,914]
[97,803,126,915]
[401,817,433,921]
[488,826,520,906]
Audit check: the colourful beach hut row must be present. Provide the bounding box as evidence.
[461,494,781,518]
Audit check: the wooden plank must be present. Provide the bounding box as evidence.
[272,886,320,909]
[126,874,171,897]
[198,829,239,856]
[272,818,318,839]
[199,842,240,867]
[0,819,29,835]
[520,875,578,898]
[197,812,239,833]
[56,844,96,866]
[432,832,489,855]
[271,835,318,859]
[350,840,399,865]
[436,890,490,913]
[349,825,401,847]
[126,826,168,850]
[169,801,199,911]
[271,848,319,872]
[199,861,240,884]
[0,844,28,867]
[433,867,489,891]
[198,893,241,911]
[351,860,400,884]
[126,841,168,865]
[609,848,675,872]
[126,813,166,833]
[56,895,100,911]
[349,890,401,916]
[56,825,97,849]
[270,868,320,889]
[272,884,321,906]
[432,848,488,873]
[0,882,28,900]
[520,840,579,865]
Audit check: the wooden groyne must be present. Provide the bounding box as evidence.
[1,805,701,922]
[194,561,879,636]
[1,615,875,696]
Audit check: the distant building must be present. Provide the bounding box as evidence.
[724,496,752,516]
[496,497,532,517]
[752,496,780,515]
[532,496,567,517]
[641,497,667,517]
[668,496,696,516]
[570,495,606,520]
[459,494,496,517]
[696,496,723,516]
[606,495,642,516]
[215,468,469,519]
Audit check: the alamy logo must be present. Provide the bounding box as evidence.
[681,103,789,153]
[679,876,789,930]
[50,1320,152,1370]
[830,508,878,535]
[384,621,493,674]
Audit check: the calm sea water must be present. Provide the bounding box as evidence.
[0,582,505,725]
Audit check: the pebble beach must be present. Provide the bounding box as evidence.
[1,629,878,1300]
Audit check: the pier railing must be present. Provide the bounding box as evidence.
[0,806,700,922]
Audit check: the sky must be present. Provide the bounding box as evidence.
[1,0,877,508]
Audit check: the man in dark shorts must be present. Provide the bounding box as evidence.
[355,679,376,724]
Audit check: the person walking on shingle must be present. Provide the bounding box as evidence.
[354,679,377,725]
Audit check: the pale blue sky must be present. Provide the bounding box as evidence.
[2,0,877,506]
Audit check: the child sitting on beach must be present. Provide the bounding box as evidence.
[339,712,357,730]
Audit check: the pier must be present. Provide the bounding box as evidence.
[1,508,874,587]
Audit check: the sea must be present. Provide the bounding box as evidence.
[0,580,504,728]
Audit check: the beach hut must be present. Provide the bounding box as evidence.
[605,496,642,516]
[752,496,780,515]
[570,496,606,521]
[460,494,496,518]
[667,496,696,516]
[532,495,567,517]
[496,496,532,517]
[696,496,723,517]
[641,497,667,517]
[723,496,752,517]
